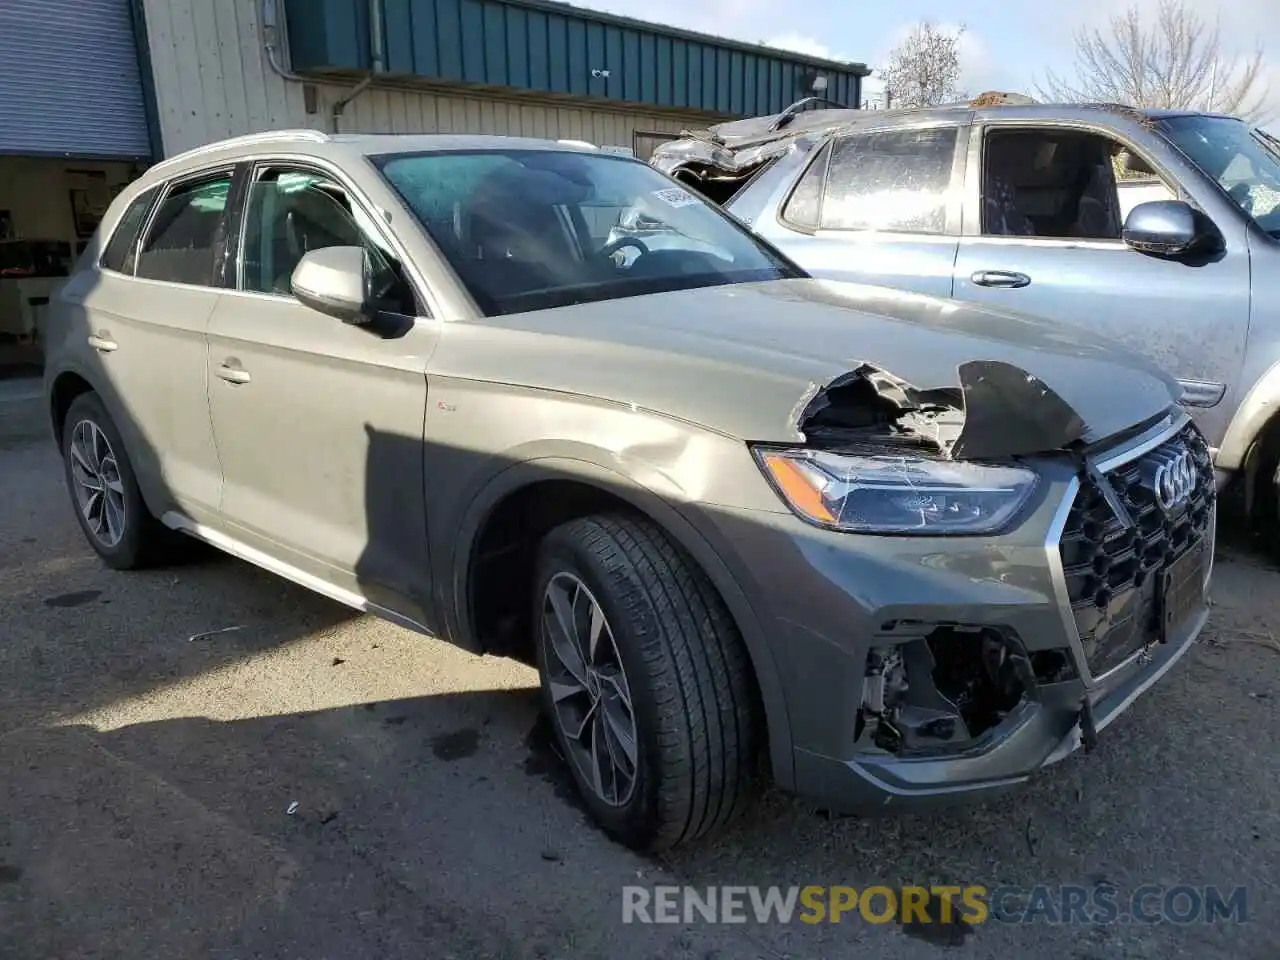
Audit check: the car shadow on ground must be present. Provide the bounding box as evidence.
[3,544,1276,960]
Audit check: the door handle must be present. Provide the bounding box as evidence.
[970,270,1032,289]
[216,359,251,385]
[87,333,118,353]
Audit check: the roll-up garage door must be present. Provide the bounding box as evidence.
[0,0,150,158]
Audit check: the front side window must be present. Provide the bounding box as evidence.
[981,128,1176,241]
[374,149,801,317]
[1159,115,1280,237]
[819,127,958,233]
[100,186,159,275]
[135,173,232,286]
[1111,145,1177,221]
[239,166,416,314]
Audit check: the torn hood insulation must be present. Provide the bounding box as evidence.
[794,358,1091,460]
[463,278,1182,459]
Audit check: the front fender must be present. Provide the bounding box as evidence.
[443,450,798,791]
[1216,356,1280,472]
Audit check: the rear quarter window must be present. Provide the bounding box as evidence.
[780,141,832,230]
[100,186,159,275]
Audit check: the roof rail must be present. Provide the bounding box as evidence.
[148,129,332,173]
[770,96,851,131]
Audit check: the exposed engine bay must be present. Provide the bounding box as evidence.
[795,359,1089,461]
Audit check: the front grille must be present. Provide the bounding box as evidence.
[1058,422,1215,676]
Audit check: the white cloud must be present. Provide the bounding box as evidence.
[761,33,840,61]
[955,29,998,93]
[565,0,776,43]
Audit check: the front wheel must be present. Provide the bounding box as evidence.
[534,513,761,851]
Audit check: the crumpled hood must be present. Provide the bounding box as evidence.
[452,278,1180,453]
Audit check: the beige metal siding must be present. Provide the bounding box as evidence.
[141,0,714,157]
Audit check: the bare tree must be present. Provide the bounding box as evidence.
[1039,0,1270,121]
[880,22,966,109]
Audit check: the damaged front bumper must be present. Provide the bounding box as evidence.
[702,411,1215,811]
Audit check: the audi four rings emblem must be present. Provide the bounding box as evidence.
[1154,449,1197,511]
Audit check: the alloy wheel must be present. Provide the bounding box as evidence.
[69,419,127,548]
[540,571,639,807]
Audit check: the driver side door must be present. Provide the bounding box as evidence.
[204,160,441,627]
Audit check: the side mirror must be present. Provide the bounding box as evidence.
[1122,200,1202,257]
[291,246,373,325]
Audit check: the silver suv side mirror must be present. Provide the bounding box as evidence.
[1122,200,1201,257]
[291,246,373,325]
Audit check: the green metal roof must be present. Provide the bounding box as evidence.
[285,0,869,117]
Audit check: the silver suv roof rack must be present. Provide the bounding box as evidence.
[149,129,332,173]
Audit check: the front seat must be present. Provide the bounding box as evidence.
[1072,163,1122,239]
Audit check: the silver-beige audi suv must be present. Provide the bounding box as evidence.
[43,130,1215,851]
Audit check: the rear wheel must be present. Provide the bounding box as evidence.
[61,392,185,569]
[533,513,761,851]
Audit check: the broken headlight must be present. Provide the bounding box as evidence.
[754,448,1038,534]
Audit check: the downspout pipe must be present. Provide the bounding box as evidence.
[332,75,375,133]
[262,0,303,82]
[368,0,387,75]
[332,0,387,132]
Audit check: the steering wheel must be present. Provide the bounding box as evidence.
[598,236,650,266]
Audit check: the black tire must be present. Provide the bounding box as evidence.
[1250,444,1280,565]
[61,392,185,570]
[533,513,761,852]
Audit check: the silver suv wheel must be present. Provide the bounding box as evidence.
[60,391,187,570]
[69,418,127,548]
[539,571,639,808]
[533,513,761,852]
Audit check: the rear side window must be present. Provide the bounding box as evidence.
[820,127,958,233]
[100,187,158,275]
[135,173,233,286]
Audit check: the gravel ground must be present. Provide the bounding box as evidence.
[1,379,1277,959]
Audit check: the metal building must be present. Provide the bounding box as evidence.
[0,0,866,367]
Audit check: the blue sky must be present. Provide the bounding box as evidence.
[571,0,1279,128]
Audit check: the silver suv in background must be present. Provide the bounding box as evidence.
[650,103,1280,553]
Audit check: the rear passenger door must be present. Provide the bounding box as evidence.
[750,123,966,299]
[78,168,234,520]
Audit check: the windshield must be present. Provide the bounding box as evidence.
[1158,115,1280,237]
[374,149,800,316]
